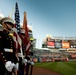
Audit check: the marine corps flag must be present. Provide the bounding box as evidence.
[23,12,31,57]
[13,2,24,59]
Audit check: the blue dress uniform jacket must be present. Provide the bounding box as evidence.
[0,30,18,74]
[18,41,26,75]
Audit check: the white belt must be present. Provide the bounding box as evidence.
[4,48,13,52]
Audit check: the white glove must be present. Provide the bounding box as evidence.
[22,59,27,65]
[27,60,31,64]
[31,61,34,65]
[5,61,15,72]
[13,63,19,70]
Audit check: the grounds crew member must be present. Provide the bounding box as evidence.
[0,17,18,75]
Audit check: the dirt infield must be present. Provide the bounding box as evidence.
[32,66,63,75]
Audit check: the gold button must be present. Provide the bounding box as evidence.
[5,60,7,62]
[1,53,3,55]
[10,49,13,53]
[3,56,5,58]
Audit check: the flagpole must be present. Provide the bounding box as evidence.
[8,5,15,18]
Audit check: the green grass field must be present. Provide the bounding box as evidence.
[34,61,76,75]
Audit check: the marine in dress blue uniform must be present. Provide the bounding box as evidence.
[0,17,18,75]
[20,28,34,75]
[18,28,26,75]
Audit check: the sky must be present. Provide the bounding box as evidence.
[0,0,76,48]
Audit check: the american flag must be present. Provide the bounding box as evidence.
[23,12,31,57]
[14,2,21,50]
[14,2,20,34]
[13,2,23,58]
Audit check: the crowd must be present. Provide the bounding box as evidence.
[33,49,76,62]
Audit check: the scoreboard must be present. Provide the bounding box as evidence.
[46,39,76,49]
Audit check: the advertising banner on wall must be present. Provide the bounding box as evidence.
[33,58,38,62]
[62,41,70,48]
[54,39,62,48]
[47,40,55,48]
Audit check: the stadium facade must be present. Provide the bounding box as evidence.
[42,35,76,53]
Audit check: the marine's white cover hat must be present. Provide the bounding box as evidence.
[21,28,25,34]
[0,17,14,25]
